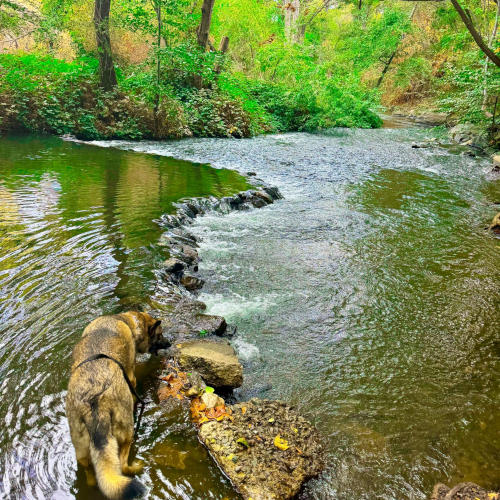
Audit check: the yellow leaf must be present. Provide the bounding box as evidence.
[241,406,247,414]
[236,437,249,448]
[274,434,289,450]
[226,453,235,461]
[292,427,298,433]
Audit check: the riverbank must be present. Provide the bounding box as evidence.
[0,53,382,141]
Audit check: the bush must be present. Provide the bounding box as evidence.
[0,52,382,139]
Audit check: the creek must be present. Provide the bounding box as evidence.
[0,128,499,499]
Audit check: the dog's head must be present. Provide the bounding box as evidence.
[126,311,170,354]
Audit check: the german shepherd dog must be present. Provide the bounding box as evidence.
[66,311,167,499]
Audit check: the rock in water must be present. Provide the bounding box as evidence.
[180,274,205,291]
[163,257,185,273]
[174,340,243,388]
[198,398,325,500]
[431,482,499,500]
[490,212,500,235]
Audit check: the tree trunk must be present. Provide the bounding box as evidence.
[153,0,162,135]
[284,0,300,43]
[94,0,117,90]
[444,0,500,67]
[214,36,229,74]
[482,0,500,109]
[197,0,215,49]
[376,4,417,88]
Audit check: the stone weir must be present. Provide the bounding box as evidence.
[147,175,326,499]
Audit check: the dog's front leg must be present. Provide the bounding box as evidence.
[127,370,137,389]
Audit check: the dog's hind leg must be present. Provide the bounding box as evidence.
[69,417,96,487]
[75,438,96,487]
[119,438,144,475]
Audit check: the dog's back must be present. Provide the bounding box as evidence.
[66,314,146,500]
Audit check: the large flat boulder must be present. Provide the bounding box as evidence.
[198,398,325,500]
[173,340,243,388]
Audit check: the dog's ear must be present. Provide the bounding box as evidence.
[149,319,162,335]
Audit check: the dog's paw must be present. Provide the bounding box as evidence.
[123,459,144,475]
[85,468,97,487]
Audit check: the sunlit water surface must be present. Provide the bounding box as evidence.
[1,129,499,499]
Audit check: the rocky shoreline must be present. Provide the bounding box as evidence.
[146,175,326,498]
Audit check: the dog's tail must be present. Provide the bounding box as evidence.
[86,400,145,500]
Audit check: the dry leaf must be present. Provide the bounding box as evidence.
[274,434,289,451]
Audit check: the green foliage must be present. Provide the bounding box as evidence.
[5,0,497,139]
[393,57,433,90]
[438,50,500,124]
[0,53,187,139]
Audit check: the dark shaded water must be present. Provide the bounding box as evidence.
[0,129,499,499]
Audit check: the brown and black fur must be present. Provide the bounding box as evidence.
[66,311,166,500]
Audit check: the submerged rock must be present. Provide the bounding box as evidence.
[173,245,200,265]
[198,398,325,499]
[173,339,243,388]
[489,212,500,235]
[431,482,499,500]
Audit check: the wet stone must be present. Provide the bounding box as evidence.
[262,186,283,200]
[163,258,185,273]
[180,274,204,291]
[250,197,267,208]
[431,482,499,500]
[164,313,227,339]
[198,398,325,499]
[254,190,273,204]
[489,212,500,235]
[173,339,243,388]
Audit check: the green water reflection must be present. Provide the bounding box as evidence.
[0,135,248,499]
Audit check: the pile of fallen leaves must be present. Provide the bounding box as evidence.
[157,362,188,401]
[190,396,233,425]
[158,360,233,426]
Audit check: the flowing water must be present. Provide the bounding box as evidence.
[0,129,499,499]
